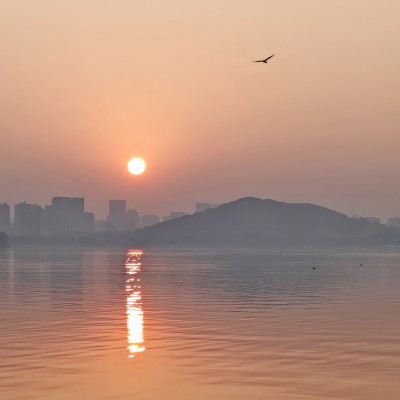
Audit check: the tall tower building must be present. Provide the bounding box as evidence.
[109,200,126,221]
[71,198,85,232]
[125,209,141,231]
[49,197,85,235]
[14,202,43,237]
[108,200,126,230]
[51,197,72,235]
[0,203,11,230]
[83,212,95,233]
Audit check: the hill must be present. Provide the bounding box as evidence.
[127,197,398,248]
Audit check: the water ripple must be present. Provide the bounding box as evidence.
[0,248,400,399]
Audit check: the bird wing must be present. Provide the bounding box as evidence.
[252,60,264,62]
[265,54,275,61]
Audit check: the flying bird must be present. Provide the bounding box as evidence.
[253,54,275,63]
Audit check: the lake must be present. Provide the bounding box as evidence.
[0,247,399,399]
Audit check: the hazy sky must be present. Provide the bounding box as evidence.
[1,0,399,219]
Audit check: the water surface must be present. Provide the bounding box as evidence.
[0,248,399,399]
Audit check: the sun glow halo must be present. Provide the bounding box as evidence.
[128,158,146,175]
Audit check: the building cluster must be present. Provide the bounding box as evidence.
[0,198,94,238]
[97,199,161,233]
[0,198,221,238]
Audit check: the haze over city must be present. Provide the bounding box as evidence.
[1,1,400,219]
[2,2,400,400]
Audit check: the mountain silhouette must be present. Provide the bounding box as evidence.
[127,197,398,248]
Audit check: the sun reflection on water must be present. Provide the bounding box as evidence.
[125,249,145,358]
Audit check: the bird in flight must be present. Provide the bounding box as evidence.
[253,54,275,63]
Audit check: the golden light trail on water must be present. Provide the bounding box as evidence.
[125,249,145,358]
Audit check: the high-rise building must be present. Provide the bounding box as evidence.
[14,202,43,237]
[83,212,95,233]
[108,200,126,221]
[125,209,141,231]
[108,200,126,230]
[71,198,85,232]
[0,203,11,231]
[51,197,71,235]
[141,214,160,228]
[46,197,85,236]
[41,205,53,237]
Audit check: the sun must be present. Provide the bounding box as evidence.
[128,157,146,175]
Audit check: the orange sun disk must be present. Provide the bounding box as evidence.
[128,158,146,175]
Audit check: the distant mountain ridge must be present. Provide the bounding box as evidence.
[127,197,399,247]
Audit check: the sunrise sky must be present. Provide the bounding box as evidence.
[1,0,399,219]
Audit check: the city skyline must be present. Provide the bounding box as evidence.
[1,1,400,220]
[1,195,219,237]
[0,195,213,221]
[1,194,399,233]
[1,189,399,221]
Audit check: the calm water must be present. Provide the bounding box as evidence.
[0,248,399,400]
